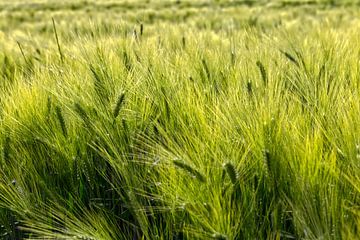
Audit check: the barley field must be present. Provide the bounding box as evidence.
[0,0,360,239]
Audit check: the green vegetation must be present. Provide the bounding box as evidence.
[0,0,360,239]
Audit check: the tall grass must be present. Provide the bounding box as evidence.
[0,0,359,239]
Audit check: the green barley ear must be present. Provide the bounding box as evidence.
[231,50,236,66]
[113,92,125,119]
[45,96,52,120]
[173,159,206,183]
[122,118,130,145]
[160,87,170,120]
[3,135,10,163]
[55,105,67,137]
[74,102,90,127]
[140,23,144,36]
[317,64,325,81]
[263,149,271,178]
[90,65,110,103]
[256,61,267,86]
[246,81,253,95]
[164,98,170,120]
[202,58,211,80]
[280,50,299,67]
[123,51,132,72]
[223,162,238,185]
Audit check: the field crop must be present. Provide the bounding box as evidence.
[0,0,360,239]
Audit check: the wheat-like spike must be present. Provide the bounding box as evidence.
[294,50,306,69]
[113,92,125,119]
[280,50,299,67]
[122,118,128,132]
[90,65,110,103]
[164,98,170,120]
[122,118,130,144]
[123,51,132,72]
[231,50,236,66]
[160,87,170,119]
[173,160,206,183]
[256,61,267,86]
[46,96,52,118]
[263,149,271,178]
[318,64,325,81]
[247,81,253,95]
[223,162,238,185]
[3,135,10,163]
[202,58,211,80]
[74,102,90,127]
[55,105,67,137]
[90,65,101,84]
[140,23,144,36]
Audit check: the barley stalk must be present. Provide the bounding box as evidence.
[52,18,64,63]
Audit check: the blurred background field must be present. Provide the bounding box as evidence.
[1,0,359,43]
